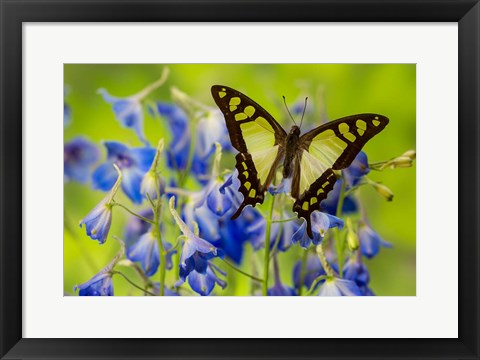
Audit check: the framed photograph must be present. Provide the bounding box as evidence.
[1,0,479,359]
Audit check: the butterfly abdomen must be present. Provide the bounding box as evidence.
[283,126,301,178]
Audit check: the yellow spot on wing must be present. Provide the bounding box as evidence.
[242,162,247,170]
[229,97,241,106]
[373,119,380,126]
[235,113,248,121]
[317,188,324,195]
[356,119,367,130]
[310,197,318,205]
[249,189,256,198]
[322,181,329,188]
[344,132,356,142]
[244,105,256,118]
[244,181,251,190]
[218,91,226,98]
[357,128,365,136]
[314,129,335,140]
[230,105,237,112]
[242,171,249,178]
[339,123,349,133]
[302,201,309,211]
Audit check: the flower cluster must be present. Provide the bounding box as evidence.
[66,74,415,296]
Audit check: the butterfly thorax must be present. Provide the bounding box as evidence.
[283,125,301,178]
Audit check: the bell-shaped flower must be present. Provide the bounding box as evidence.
[127,230,176,277]
[64,137,100,183]
[196,109,233,159]
[320,178,358,216]
[187,264,227,296]
[343,151,370,188]
[92,141,155,204]
[74,242,124,296]
[343,255,370,289]
[98,69,169,146]
[169,197,224,279]
[317,277,362,296]
[292,253,326,291]
[292,211,344,248]
[358,220,392,258]
[80,164,122,244]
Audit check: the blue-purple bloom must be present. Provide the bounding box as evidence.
[292,253,326,290]
[98,89,148,145]
[169,197,224,280]
[292,211,344,248]
[344,151,370,188]
[80,165,122,244]
[92,141,155,204]
[187,264,227,296]
[127,231,176,277]
[358,220,392,258]
[64,137,100,183]
[317,277,362,296]
[74,243,124,296]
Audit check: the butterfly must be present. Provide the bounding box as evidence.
[211,85,389,238]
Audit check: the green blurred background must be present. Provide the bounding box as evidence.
[64,64,416,296]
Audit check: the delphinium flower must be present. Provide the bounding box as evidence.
[92,141,155,204]
[292,211,344,248]
[74,241,125,296]
[168,196,224,282]
[80,164,122,244]
[317,277,362,296]
[358,219,392,258]
[343,151,370,188]
[187,263,227,296]
[343,253,373,296]
[292,253,326,291]
[320,178,358,216]
[124,209,154,248]
[98,68,169,146]
[267,257,296,296]
[64,136,100,183]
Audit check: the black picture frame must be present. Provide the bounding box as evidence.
[1,1,479,359]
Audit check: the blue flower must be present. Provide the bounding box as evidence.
[358,220,392,258]
[206,179,233,216]
[127,230,176,277]
[169,197,224,280]
[317,277,362,296]
[292,253,326,290]
[344,151,370,188]
[124,209,153,248]
[80,165,122,244]
[292,211,344,248]
[320,178,358,216]
[196,109,233,159]
[343,256,370,288]
[64,137,100,183]
[187,264,227,296]
[92,141,155,204]
[74,243,124,296]
[98,88,147,145]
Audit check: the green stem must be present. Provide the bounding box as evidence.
[112,271,156,296]
[222,259,264,283]
[262,195,276,296]
[307,275,329,296]
[334,176,347,277]
[112,202,155,225]
[298,249,309,296]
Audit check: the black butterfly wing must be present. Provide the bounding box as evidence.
[211,85,287,218]
[292,113,389,238]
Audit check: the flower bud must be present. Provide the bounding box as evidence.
[372,182,394,201]
[345,218,359,251]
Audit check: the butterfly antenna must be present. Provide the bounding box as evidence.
[282,95,297,126]
[299,97,308,130]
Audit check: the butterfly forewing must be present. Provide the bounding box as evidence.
[211,85,287,218]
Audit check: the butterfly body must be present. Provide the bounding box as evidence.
[283,125,301,178]
[211,85,388,238]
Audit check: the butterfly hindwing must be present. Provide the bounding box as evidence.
[211,85,287,217]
